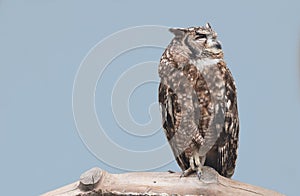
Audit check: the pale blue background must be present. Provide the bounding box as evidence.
[1,1,300,195]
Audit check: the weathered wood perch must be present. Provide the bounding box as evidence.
[42,167,284,196]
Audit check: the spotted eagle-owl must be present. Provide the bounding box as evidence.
[158,23,239,178]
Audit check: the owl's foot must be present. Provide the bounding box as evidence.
[180,167,202,179]
[180,167,194,178]
[182,153,206,179]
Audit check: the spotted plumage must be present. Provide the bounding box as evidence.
[158,23,239,178]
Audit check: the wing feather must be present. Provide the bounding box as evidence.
[215,64,239,178]
[159,81,190,170]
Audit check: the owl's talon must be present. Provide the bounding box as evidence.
[197,169,202,180]
[180,172,184,178]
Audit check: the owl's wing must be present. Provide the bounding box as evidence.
[216,67,239,178]
[159,82,190,171]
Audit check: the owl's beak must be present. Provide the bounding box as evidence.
[214,41,222,49]
[206,39,222,54]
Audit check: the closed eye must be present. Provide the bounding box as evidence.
[195,32,207,40]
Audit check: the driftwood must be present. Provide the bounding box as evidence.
[42,167,284,196]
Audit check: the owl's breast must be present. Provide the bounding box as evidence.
[181,63,214,137]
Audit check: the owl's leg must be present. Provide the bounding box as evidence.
[179,156,195,177]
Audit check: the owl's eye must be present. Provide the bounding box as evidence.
[195,33,207,40]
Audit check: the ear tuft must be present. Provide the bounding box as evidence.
[205,23,212,29]
[169,28,186,37]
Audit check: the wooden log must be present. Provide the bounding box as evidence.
[42,167,284,196]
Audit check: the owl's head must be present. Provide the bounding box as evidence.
[169,23,222,58]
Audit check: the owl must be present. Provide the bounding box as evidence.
[158,23,239,178]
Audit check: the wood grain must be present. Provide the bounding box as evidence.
[42,167,284,196]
